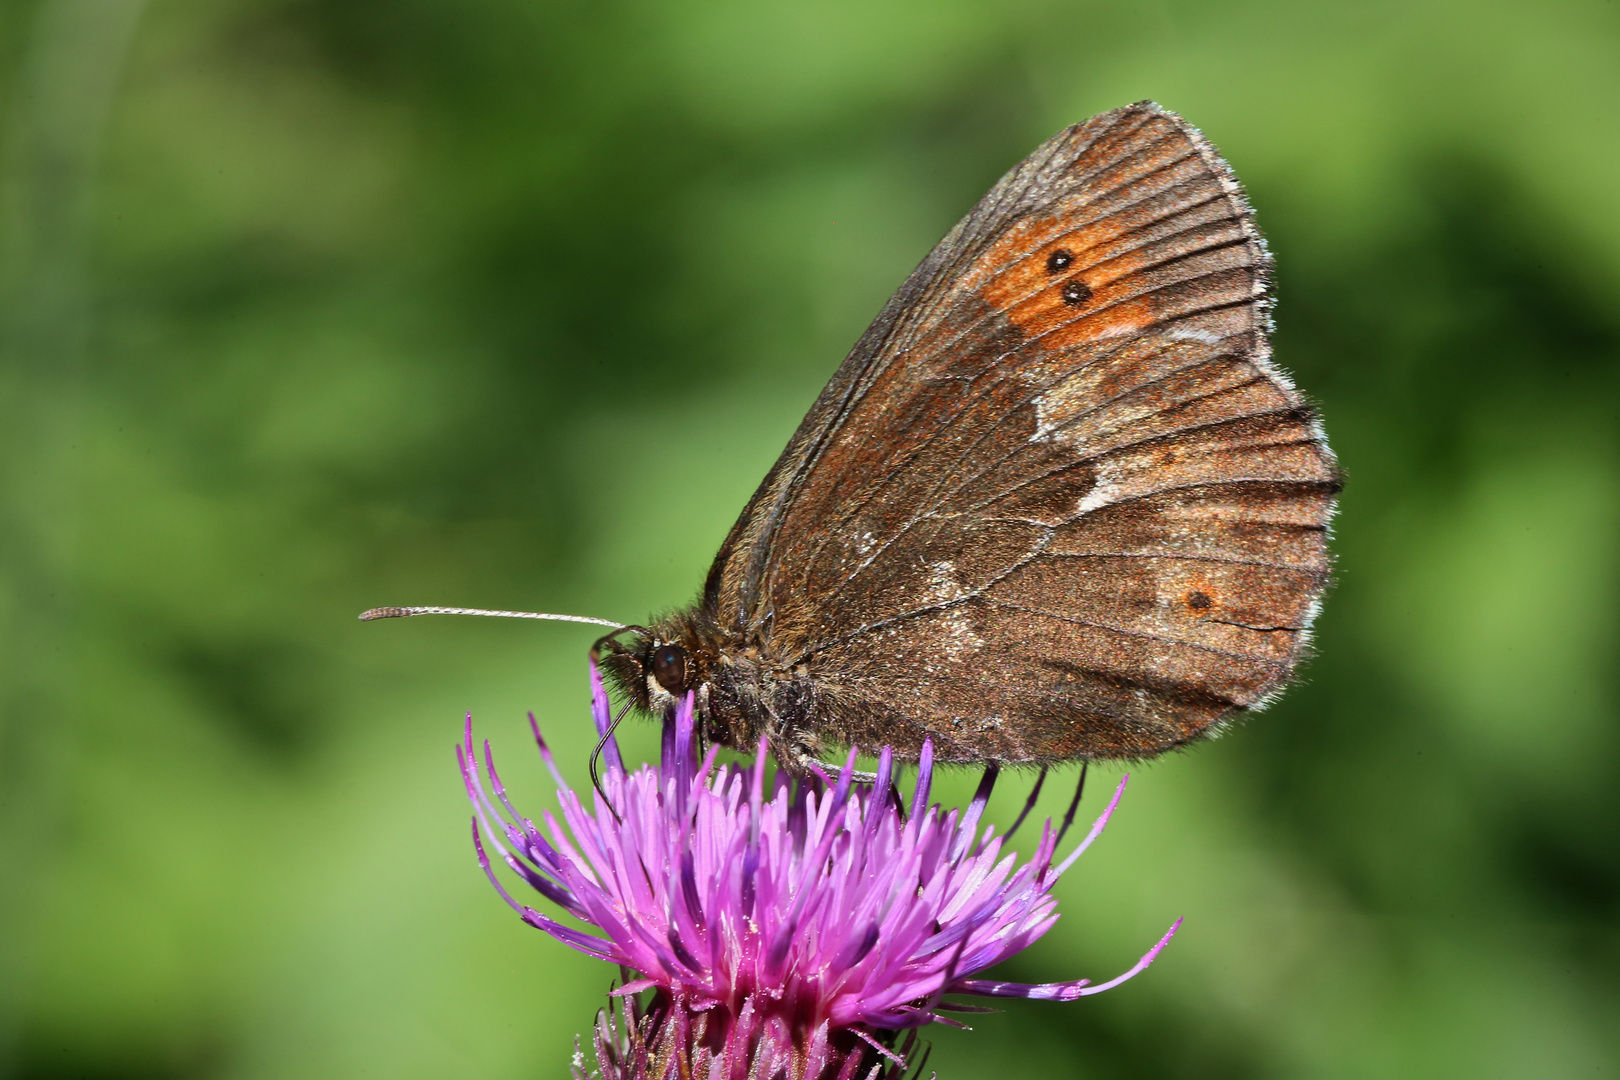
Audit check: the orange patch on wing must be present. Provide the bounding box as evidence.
[1044,295,1158,347]
[976,215,1160,346]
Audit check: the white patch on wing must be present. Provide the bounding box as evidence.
[1164,327,1222,344]
[1032,392,1058,442]
[1032,372,1100,443]
[938,603,983,661]
[924,559,969,604]
[1073,458,1123,516]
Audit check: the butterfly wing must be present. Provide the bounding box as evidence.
[706,102,1340,764]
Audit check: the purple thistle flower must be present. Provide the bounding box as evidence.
[458,665,1179,1079]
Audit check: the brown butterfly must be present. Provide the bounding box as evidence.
[368,102,1340,771]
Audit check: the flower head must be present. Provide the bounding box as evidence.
[459,666,1178,1078]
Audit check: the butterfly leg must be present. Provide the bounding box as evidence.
[814,759,880,785]
[778,741,879,784]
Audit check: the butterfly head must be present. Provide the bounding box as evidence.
[593,612,743,746]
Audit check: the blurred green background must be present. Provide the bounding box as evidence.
[2,0,1618,1076]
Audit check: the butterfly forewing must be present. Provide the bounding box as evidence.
[705,102,1338,765]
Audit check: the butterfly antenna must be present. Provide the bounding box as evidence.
[359,606,624,629]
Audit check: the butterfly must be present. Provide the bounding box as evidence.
[369,102,1340,771]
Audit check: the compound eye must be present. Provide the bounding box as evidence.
[651,644,689,694]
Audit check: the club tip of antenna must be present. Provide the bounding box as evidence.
[359,607,412,621]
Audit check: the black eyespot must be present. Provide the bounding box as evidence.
[1061,279,1092,306]
[651,644,689,694]
[1046,249,1073,273]
[1187,590,1212,610]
